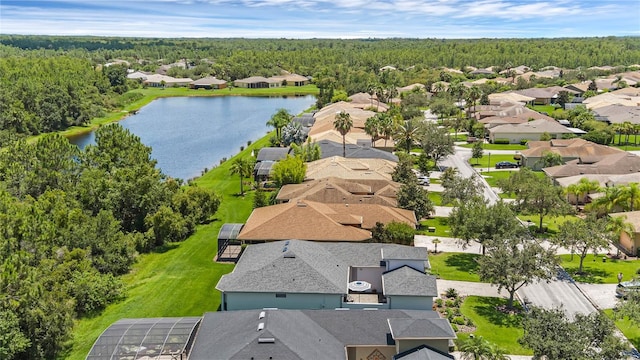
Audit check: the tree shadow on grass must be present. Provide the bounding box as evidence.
[444,253,480,274]
[472,297,523,328]
[152,242,180,254]
[563,266,609,284]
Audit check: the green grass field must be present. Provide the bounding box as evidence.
[515,214,577,237]
[604,309,640,349]
[469,154,520,169]
[417,217,452,237]
[428,252,481,282]
[64,132,273,359]
[559,254,640,284]
[428,191,443,206]
[459,296,530,355]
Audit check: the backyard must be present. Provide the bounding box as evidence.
[559,254,640,284]
[428,252,481,282]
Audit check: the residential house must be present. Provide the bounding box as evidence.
[520,138,624,170]
[142,74,193,87]
[487,92,535,105]
[397,83,426,94]
[276,177,401,207]
[317,140,399,161]
[126,71,151,80]
[543,152,640,179]
[564,82,591,96]
[348,92,389,111]
[234,76,282,88]
[189,76,227,89]
[584,92,640,110]
[270,73,310,86]
[191,309,455,360]
[87,309,456,360]
[513,86,578,106]
[488,119,575,144]
[305,156,396,181]
[216,240,436,311]
[236,200,417,243]
[609,211,640,256]
[555,173,640,204]
[591,104,640,124]
[469,68,494,76]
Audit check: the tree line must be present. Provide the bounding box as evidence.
[0,125,220,359]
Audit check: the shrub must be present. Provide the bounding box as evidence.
[240,146,245,151]
[466,318,475,327]
[493,138,511,144]
[520,139,528,145]
[435,298,444,308]
[247,140,252,146]
[453,316,466,325]
[445,288,459,298]
[451,324,459,332]
[445,299,455,308]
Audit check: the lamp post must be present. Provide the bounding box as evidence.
[487,152,491,172]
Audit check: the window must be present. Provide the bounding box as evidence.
[275,293,287,298]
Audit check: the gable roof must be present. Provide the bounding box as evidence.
[190,76,226,85]
[591,104,640,124]
[521,138,624,160]
[256,147,292,161]
[394,345,455,360]
[388,317,456,339]
[190,309,455,360]
[235,76,280,84]
[383,266,438,297]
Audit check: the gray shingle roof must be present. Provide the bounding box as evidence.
[217,241,430,296]
[318,140,399,161]
[394,345,455,360]
[383,266,438,297]
[388,317,456,339]
[382,246,429,261]
[190,309,455,360]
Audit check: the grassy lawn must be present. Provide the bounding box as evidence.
[459,143,527,151]
[459,296,531,355]
[469,154,520,169]
[64,133,272,359]
[428,191,443,206]
[428,252,481,282]
[604,309,640,349]
[480,170,515,187]
[516,214,577,237]
[417,217,452,237]
[559,254,640,284]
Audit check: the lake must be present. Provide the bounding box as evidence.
[69,95,316,180]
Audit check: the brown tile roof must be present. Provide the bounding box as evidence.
[237,201,417,242]
[305,156,396,181]
[489,119,572,135]
[276,177,400,207]
[543,152,640,178]
[521,138,624,159]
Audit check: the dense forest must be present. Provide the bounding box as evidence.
[0,35,639,359]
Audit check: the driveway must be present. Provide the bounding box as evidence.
[576,283,619,310]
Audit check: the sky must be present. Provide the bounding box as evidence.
[0,0,639,39]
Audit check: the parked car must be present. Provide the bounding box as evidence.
[495,161,519,169]
[418,176,430,186]
[616,280,640,298]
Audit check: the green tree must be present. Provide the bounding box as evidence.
[498,168,572,232]
[479,236,559,308]
[449,198,522,255]
[606,214,634,257]
[271,155,306,187]
[555,215,611,273]
[364,113,384,146]
[267,108,293,145]
[229,157,255,195]
[471,140,484,165]
[394,118,423,153]
[441,172,481,206]
[397,181,434,221]
[537,150,563,168]
[586,185,626,217]
[371,221,415,245]
[421,122,454,165]
[290,137,321,162]
[616,291,640,326]
[457,335,509,360]
[333,110,353,157]
[519,307,627,360]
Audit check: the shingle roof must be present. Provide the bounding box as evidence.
[234,76,280,84]
[318,140,399,161]
[489,119,573,135]
[217,241,429,294]
[382,266,437,297]
[276,177,400,207]
[190,309,455,360]
[521,138,624,159]
[592,104,640,124]
[388,317,456,339]
[610,211,640,231]
[305,156,396,181]
[190,76,227,85]
[394,345,455,360]
[543,152,640,178]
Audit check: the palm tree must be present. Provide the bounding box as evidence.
[621,183,640,211]
[465,86,482,118]
[364,114,382,147]
[380,113,396,147]
[607,214,635,257]
[229,157,254,195]
[565,183,581,207]
[333,111,353,157]
[586,185,625,217]
[266,108,293,144]
[575,177,601,206]
[457,335,509,360]
[395,119,423,153]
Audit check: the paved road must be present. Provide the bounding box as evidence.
[440,148,500,204]
[518,276,596,319]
